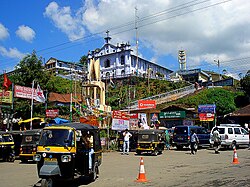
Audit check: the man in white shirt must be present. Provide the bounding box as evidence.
[122,129,132,155]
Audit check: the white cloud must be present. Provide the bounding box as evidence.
[44,0,250,75]
[15,25,36,42]
[81,0,250,75]
[0,46,25,59]
[0,23,9,40]
[44,1,85,41]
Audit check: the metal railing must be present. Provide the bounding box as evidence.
[128,84,195,109]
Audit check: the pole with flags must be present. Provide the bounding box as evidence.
[30,80,45,130]
[30,80,35,130]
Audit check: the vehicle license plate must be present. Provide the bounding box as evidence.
[44,158,57,162]
[177,137,183,140]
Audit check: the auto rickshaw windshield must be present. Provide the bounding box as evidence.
[39,129,74,147]
[0,135,13,142]
[138,134,158,142]
[21,135,40,144]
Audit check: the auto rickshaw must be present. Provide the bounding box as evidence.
[117,130,138,152]
[33,123,102,187]
[19,129,41,162]
[0,131,15,162]
[136,129,166,156]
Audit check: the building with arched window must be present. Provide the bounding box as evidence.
[88,32,173,80]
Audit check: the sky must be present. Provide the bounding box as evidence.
[0,0,250,79]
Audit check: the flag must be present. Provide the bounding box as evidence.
[35,84,45,103]
[3,73,12,90]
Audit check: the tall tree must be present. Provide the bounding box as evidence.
[12,51,49,87]
[240,70,250,103]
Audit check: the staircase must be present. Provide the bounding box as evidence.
[128,84,196,109]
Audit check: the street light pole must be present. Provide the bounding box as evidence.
[214,59,221,80]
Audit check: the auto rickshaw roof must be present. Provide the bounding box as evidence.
[45,122,99,131]
[20,129,42,136]
[138,129,165,135]
[0,131,12,135]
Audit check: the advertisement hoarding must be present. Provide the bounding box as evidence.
[138,100,156,109]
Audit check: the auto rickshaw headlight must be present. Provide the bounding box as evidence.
[61,155,71,162]
[33,154,41,161]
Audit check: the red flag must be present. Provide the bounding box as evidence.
[3,73,12,90]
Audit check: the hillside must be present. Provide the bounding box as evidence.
[157,87,245,116]
[106,77,190,110]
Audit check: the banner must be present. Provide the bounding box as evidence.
[14,85,35,99]
[0,90,13,103]
[138,100,156,109]
[199,113,215,121]
[112,110,130,120]
[198,104,216,113]
[46,109,59,118]
[111,118,129,130]
[159,111,186,119]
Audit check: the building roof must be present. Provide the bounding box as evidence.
[49,92,82,103]
[230,104,250,117]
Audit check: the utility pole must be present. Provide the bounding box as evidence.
[135,6,139,75]
[214,59,221,80]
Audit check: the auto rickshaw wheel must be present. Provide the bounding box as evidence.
[8,155,15,162]
[89,162,98,182]
[41,178,53,187]
[153,149,158,156]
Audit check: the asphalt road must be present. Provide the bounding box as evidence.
[0,148,249,187]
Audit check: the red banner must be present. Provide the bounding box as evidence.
[46,109,59,118]
[138,100,156,109]
[112,110,130,120]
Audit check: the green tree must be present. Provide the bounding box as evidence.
[79,55,88,68]
[240,70,250,96]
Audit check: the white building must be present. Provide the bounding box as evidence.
[88,32,173,80]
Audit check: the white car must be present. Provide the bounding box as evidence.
[210,124,249,149]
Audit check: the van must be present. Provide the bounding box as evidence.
[210,124,249,149]
[172,126,210,149]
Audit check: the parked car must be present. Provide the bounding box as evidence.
[172,125,210,149]
[209,124,249,149]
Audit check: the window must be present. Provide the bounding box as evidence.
[104,59,110,68]
[106,72,110,78]
[228,128,233,134]
[241,128,248,135]
[234,128,241,134]
[121,55,125,65]
[217,128,225,134]
[121,70,125,75]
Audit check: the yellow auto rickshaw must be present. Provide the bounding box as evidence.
[33,123,102,187]
[136,129,166,156]
[19,129,41,163]
[0,131,15,162]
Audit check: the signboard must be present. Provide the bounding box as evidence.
[0,90,13,103]
[138,100,156,109]
[112,110,129,120]
[199,113,215,121]
[198,104,216,113]
[111,118,129,130]
[129,113,138,119]
[159,111,186,119]
[46,109,59,118]
[14,85,35,100]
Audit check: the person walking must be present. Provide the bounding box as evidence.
[122,129,132,155]
[190,129,199,155]
[212,127,221,154]
[165,130,170,150]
